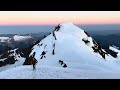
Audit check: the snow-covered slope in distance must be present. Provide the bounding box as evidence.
[0,35,33,42]
[13,34,32,41]
[0,37,11,42]
[0,48,25,72]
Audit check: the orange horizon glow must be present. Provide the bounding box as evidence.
[0,11,120,25]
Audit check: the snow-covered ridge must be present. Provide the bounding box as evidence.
[13,35,32,41]
[0,37,11,42]
[29,22,117,70]
[0,35,32,42]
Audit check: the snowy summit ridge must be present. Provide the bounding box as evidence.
[29,22,118,69]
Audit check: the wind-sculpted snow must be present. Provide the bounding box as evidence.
[0,65,120,79]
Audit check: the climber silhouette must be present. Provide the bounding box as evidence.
[32,58,38,70]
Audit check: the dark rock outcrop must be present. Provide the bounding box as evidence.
[53,31,57,40]
[82,38,90,44]
[92,39,108,59]
[63,64,67,68]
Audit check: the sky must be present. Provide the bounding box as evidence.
[0,11,120,25]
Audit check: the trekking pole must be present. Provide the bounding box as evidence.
[32,66,36,79]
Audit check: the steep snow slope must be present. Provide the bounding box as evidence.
[13,35,32,41]
[0,23,120,79]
